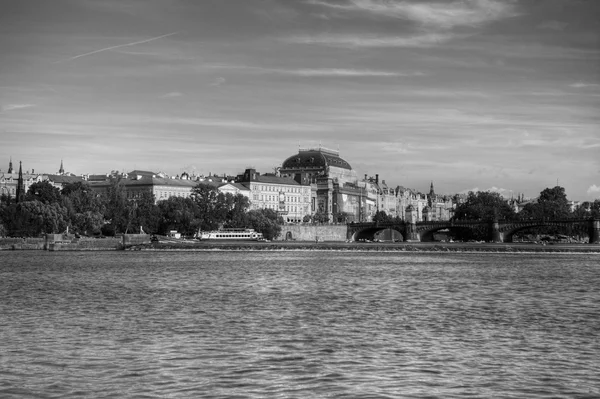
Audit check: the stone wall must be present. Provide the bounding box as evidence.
[47,237,122,251]
[0,237,45,250]
[123,234,151,246]
[278,224,347,242]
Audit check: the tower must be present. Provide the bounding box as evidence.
[428,181,436,207]
[8,157,13,174]
[59,159,64,175]
[16,161,24,203]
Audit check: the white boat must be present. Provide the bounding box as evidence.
[198,228,264,241]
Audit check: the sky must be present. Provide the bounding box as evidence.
[1,0,599,200]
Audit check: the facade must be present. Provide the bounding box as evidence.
[88,170,198,203]
[236,168,311,223]
[216,182,251,199]
[0,161,44,202]
[280,147,363,222]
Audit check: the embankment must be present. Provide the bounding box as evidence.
[278,224,347,242]
[0,234,151,251]
[128,240,600,253]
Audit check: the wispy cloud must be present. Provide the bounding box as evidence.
[203,63,419,76]
[283,32,456,48]
[160,92,183,98]
[537,20,568,31]
[210,77,226,86]
[54,32,179,63]
[308,0,518,29]
[587,184,600,195]
[274,68,421,77]
[570,82,600,88]
[1,104,35,112]
[152,116,329,132]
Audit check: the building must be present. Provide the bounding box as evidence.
[280,146,364,222]
[0,160,44,202]
[236,168,311,223]
[88,170,199,203]
[424,182,454,221]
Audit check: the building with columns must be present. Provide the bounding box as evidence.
[235,168,311,223]
[280,147,365,222]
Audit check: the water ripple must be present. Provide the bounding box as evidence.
[1,251,599,398]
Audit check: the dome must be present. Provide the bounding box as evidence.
[281,148,352,171]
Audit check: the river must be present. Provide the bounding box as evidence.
[1,251,598,398]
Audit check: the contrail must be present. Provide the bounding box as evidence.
[55,31,179,63]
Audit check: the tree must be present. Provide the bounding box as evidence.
[572,200,600,219]
[191,183,226,231]
[157,197,200,236]
[129,191,161,234]
[372,210,392,223]
[521,186,571,220]
[1,201,68,236]
[101,178,128,233]
[312,211,330,224]
[221,193,251,228]
[519,186,569,221]
[246,208,281,240]
[453,191,515,221]
[26,181,61,204]
[452,191,516,241]
[332,211,352,224]
[60,181,105,235]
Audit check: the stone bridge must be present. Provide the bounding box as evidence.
[347,218,600,244]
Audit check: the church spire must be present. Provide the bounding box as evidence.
[16,161,24,203]
[428,181,436,208]
[8,157,13,174]
[59,159,64,175]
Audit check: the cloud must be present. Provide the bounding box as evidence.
[570,82,600,89]
[210,77,226,86]
[54,32,179,63]
[460,186,514,197]
[1,104,35,112]
[160,92,183,98]
[152,116,329,132]
[283,32,456,48]
[203,63,419,76]
[308,0,518,29]
[273,68,421,77]
[537,20,568,31]
[587,184,600,195]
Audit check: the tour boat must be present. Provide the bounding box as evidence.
[198,228,264,241]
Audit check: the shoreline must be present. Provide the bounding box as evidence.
[126,240,600,253]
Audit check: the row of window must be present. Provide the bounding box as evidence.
[252,184,307,194]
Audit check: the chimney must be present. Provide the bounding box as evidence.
[375,174,379,184]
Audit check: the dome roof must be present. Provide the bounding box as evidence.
[281,149,352,171]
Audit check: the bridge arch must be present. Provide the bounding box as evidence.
[501,221,590,242]
[417,224,483,242]
[352,226,404,242]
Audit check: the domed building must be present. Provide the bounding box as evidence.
[280,147,364,222]
[281,147,357,186]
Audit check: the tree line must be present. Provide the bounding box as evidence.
[450,186,599,241]
[0,180,282,239]
[354,186,599,241]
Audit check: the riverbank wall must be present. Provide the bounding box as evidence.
[0,234,151,251]
[0,237,45,250]
[278,225,347,242]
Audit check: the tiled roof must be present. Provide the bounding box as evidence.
[248,174,300,185]
[46,174,85,184]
